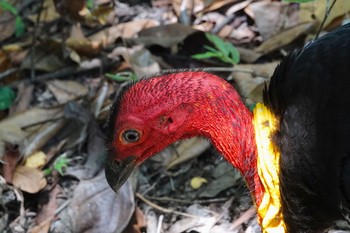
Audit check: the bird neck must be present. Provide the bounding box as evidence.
[190,86,264,205]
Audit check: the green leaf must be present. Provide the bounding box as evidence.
[86,0,94,9]
[283,0,315,2]
[225,41,240,64]
[15,16,25,37]
[0,86,16,110]
[53,153,69,175]
[0,0,18,15]
[106,72,137,82]
[205,33,229,57]
[191,52,222,59]
[204,45,219,53]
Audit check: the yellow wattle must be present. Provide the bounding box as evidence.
[253,103,286,233]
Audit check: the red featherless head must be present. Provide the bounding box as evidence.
[106,72,262,204]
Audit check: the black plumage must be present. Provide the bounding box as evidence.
[264,23,350,232]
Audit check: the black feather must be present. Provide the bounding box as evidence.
[264,23,350,232]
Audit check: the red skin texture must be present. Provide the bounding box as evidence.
[112,72,264,205]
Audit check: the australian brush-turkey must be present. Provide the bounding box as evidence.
[105,24,350,232]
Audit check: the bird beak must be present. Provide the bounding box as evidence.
[105,155,137,193]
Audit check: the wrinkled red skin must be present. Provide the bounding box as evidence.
[112,72,263,205]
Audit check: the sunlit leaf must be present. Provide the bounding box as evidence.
[191,52,221,59]
[205,33,229,57]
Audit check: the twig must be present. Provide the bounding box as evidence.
[315,0,338,40]
[29,59,119,83]
[136,192,199,218]
[147,196,229,204]
[161,67,254,74]
[55,200,71,214]
[0,68,18,81]
[156,215,164,233]
[230,207,256,230]
[30,0,45,80]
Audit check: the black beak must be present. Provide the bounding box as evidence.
[105,156,137,193]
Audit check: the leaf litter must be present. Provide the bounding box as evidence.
[0,0,349,232]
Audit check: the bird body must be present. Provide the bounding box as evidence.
[106,24,350,232]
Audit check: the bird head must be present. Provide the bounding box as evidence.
[106,72,218,192]
[105,71,255,195]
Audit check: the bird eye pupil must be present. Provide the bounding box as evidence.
[122,130,140,143]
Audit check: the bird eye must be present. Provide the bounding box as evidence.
[121,129,140,143]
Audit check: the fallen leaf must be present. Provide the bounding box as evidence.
[199,163,241,198]
[128,23,197,48]
[37,0,60,23]
[46,80,88,104]
[53,171,135,233]
[12,166,47,193]
[89,19,159,47]
[202,0,239,13]
[299,0,350,29]
[249,1,299,40]
[254,21,317,54]
[0,106,64,153]
[29,186,60,233]
[232,62,279,102]
[166,137,211,170]
[190,176,208,189]
[20,119,66,158]
[24,151,46,169]
[0,2,17,41]
[2,149,20,183]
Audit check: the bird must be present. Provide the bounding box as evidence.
[105,23,350,233]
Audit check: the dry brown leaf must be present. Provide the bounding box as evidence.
[166,137,210,170]
[89,19,159,47]
[202,0,239,13]
[38,0,61,23]
[131,23,196,48]
[236,47,262,63]
[0,49,11,73]
[53,172,134,233]
[0,107,64,158]
[29,186,60,233]
[86,4,114,24]
[248,1,299,40]
[20,119,66,158]
[21,43,65,72]
[12,166,47,193]
[2,150,20,183]
[0,1,17,41]
[108,46,160,77]
[10,83,34,115]
[53,0,86,22]
[255,21,317,54]
[46,80,88,104]
[232,62,279,102]
[122,207,146,233]
[226,0,252,15]
[299,0,350,29]
[66,38,102,57]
